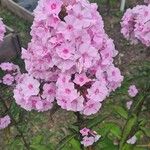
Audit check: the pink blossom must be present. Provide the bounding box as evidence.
[42,83,56,102]
[83,100,102,116]
[87,81,109,102]
[126,101,133,109]
[81,136,95,147]
[44,0,63,15]
[73,73,91,86]
[80,127,90,136]
[0,18,6,42]
[80,128,101,147]
[69,96,84,111]
[19,74,40,98]
[144,0,150,4]
[56,43,75,60]
[0,115,11,130]
[10,0,123,114]
[121,5,150,46]
[128,85,138,97]
[2,74,14,85]
[0,62,17,71]
[127,135,137,144]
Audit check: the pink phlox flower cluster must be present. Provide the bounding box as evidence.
[121,4,150,46]
[0,18,6,43]
[144,0,150,4]
[14,0,123,115]
[80,128,101,147]
[14,74,55,111]
[0,115,11,130]
[0,62,20,86]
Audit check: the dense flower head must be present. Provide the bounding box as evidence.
[0,62,20,86]
[13,74,54,111]
[80,128,101,147]
[0,115,11,130]
[13,0,123,115]
[0,18,6,43]
[121,4,150,47]
[144,0,150,4]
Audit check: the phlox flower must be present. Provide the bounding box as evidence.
[42,83,56,102]
[0,62,17,71]
[73,73,91,86]
[81,136,95,147]
[87,81,109,102]
[127,135,137,144]
[44,0,63,15]
[80,127,90,136]
[0,18,6,42]
[83,100,102,116]
[11,0,123,115]
[2,74,14,85]
[56,42,75,60]
[128,85,138,97]
[121,4,150,46]
[80,128,101,147]
[0,115,11,130]
[126,101,133,109]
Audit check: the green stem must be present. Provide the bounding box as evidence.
[119,92,148,150]
[0,96,30,150]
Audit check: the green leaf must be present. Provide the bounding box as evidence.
[87,114,109,128]
[96,137,118,150]
[30,145,50,150]
[98,122,121,139]
[32,135,44,145]
[56,134,77,150]
[140,127,150,137]
[9,139,24,150]
[119,114,138,149]
[113,106,128,119]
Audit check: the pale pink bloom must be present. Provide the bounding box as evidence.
[107,65,123,83]
[57,96,71,110]
[3,74,14,85]
[144,0,150,3]
[21,75,40,98]
[127,135,137,144]
[126,101,133,109]
[0,18,6,42]
[42,83,56,102]
[56,73,71,86]
[128,85,138,97]
[87,81,109,102]
[56,82,79,101]
[0,115,11,130]
[80,128,90,136]
[83,101,102,116]
[12,0,123,114]
[73,73,91,86]
[62,0,76,6]
[44,0,63,15]
[81,136,95,147]
[0,62,17,71]
[77,43,99,69]
[69,96,84,111]
[121,5,150,46]
[56,43,75,60]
